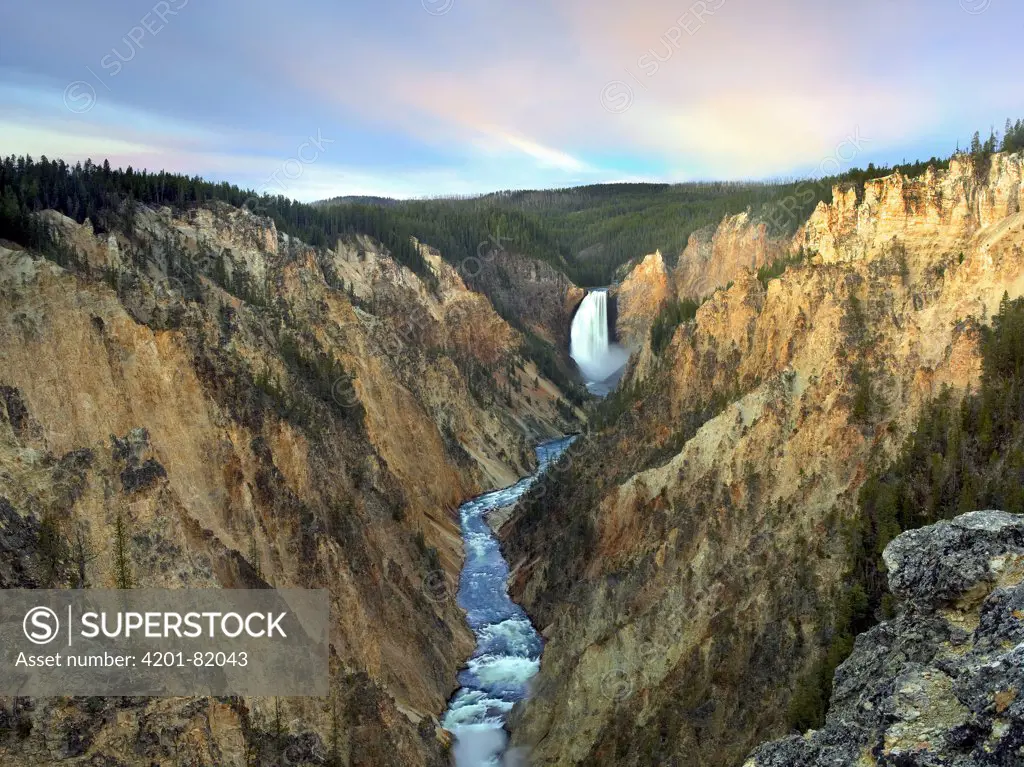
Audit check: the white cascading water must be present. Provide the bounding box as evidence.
[442,438,576,767]
[570,289,629,393]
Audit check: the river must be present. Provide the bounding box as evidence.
[442,436,576,766]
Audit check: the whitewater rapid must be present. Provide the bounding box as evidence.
[570,289,629,396]
[442,437,575,767]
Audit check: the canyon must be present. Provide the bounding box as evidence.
[0,202,581,765]
[502,152,1024,765]
[1,151,1023,767]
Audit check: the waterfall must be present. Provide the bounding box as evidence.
[570,289,629,393]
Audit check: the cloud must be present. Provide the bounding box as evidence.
[468,130,589,173]
[0,0,1022,194]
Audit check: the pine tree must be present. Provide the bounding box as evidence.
[328,696,341,766]
[247,535,263,580]
[72,528,98,588]
[113,509,133,589]
[984,126,998,155]
[37,512,67,587]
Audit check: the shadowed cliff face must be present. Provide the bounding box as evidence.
[458,249,588,399]
[465,248,585,348]
[503,153,1024,766]
[0,202,581,765]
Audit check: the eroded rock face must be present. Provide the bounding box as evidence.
[747,510,1024,767]
[613,211,790,380]
[613,251,671,350]
[614,212,788,353]
[674,211,788,300]
[0,202,581,765]
[504,153,1024,766]
[799,153,1024,265]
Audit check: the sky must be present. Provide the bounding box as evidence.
[1,0,1021,200]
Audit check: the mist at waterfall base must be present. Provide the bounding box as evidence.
[442,437,575,767]
[570,289,629,396]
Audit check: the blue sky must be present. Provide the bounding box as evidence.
[1,0,1021,200]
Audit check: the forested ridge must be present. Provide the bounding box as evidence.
[322,120,1023,286]
[857,294,1024,603]
[325,180,823,287]
[0,155,441,287]
[323,156,1007,286]
[1,118,1019,384]
[4,118,1018,291]
[0,154,593,402]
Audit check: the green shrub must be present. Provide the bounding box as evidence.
[757,248,807,288]
[650,298,701,355]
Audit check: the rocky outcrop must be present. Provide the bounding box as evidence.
[503,153,1024,766]
[612,211,788,378]
[0,202,581,765]
[798,153,1024,265]
[674,211,789,300]
[747,510,1024,767]
[612,251,671,350]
